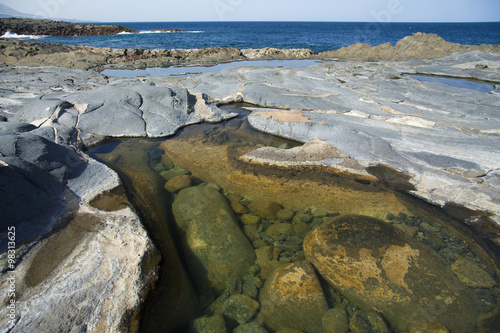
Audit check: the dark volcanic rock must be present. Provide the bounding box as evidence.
[0,17,137,36]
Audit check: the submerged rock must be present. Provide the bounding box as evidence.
[260,262,329,333]
[451,259,497,289]
[172,185,256,292]
[303,215,483,332]
[165,174,192,193]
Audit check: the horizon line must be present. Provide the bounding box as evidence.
[2,16,499,25]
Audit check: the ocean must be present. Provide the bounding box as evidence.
[3,21,500,52]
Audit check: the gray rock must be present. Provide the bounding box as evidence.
[5,76,235,146]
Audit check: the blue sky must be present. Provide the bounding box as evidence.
[1,0,499,22]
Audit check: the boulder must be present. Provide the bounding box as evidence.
[303,215,482,332]
[165,174,192,193]
[172,185,256,292]
[259,262,329,333]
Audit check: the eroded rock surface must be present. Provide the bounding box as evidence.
[177,50,500,226]
[0,71,235,147]
[0,125,161,332]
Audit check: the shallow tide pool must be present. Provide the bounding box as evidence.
[101,59,319,78]
[88,105,500,332]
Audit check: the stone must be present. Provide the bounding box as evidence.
[234,323,268,333]
[222,294,260,325]
[255,246,274,265]
[277,208,294,221]
[160,168,190,180]
[451,259,497,289]
[349,311,390,333]
[172,185,256,292]
[243,225,261,243]
[266,223,293,239]
[394,224,418,238]
[190,315,227,333]
[165,174,192,193]
[248,201,282,220]
[408,322,449,333]
[232,201,250,214]
[293,222,311,238]
[260,262,329,333]
[322,305,349,333]
[161,153,175,169]
[241,214,261,225]
[303,215,482,332]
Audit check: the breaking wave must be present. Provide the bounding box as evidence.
[1,31,47,39]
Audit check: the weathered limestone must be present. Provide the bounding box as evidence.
[303,215,484,332]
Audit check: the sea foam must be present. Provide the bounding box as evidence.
[1,31,47,39]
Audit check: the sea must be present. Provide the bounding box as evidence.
[3,21,500,52]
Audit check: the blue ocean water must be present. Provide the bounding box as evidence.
[5,21,499,53]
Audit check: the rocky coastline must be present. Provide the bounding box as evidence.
[0,17,138,36]
[1,30,500,332]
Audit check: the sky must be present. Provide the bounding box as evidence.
[1,0,500,23]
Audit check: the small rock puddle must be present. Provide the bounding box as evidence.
[88,104,500,332]
[403,74,496,93]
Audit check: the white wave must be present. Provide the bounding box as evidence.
[117,31,134,35]
[1,31,47,39]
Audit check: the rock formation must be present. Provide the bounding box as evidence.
[0,17,138,36]
[320,32,500,61]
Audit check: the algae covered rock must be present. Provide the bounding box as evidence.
[172,185,256,292]
[259,262,329,333]
[303,215,482,332]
